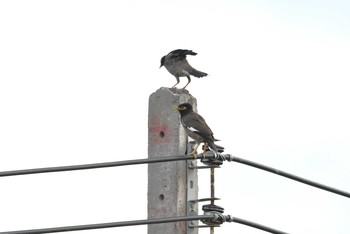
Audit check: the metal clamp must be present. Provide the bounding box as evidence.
[201,204,226,226]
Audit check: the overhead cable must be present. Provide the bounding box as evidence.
[0,214,288,234]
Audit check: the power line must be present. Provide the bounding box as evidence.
[213,153,350,199]
[0,214,288,234]
[228,216,288,234]
[0,155,191,177]
[0,153,349,199]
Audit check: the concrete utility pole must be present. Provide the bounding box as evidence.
[148,87,198,234]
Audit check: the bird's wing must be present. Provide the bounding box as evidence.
[168,49,197,60]
[182,112,214,138]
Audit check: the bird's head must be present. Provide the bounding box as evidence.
[174,103,193,115]
[160,56,165,68]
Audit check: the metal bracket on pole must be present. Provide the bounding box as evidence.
[187,141,199,234]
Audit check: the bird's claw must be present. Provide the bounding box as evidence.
[190,152,197,160]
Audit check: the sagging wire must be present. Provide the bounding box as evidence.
[0,214,288,234]
[203,151,350,199]
[0,156,193,177]
[0,153,349,199]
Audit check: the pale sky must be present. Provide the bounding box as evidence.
[1,1,350,233]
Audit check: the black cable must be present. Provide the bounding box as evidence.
[0,215,209,234]
[206,152,350,198]
[0,214,288,234]
[225,215,288,234]
[0,155,192,177]
[0,153,349,198]
[217,153,350,199]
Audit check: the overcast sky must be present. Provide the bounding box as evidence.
[1,1,350,233]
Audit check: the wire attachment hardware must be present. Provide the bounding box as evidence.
[200,150,234,164]
[201,204,226,226]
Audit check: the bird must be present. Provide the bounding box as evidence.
[160,49,208,89]
[175,103,224,156]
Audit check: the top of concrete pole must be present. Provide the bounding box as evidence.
[148,87,197,157]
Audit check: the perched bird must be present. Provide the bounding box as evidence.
[175,103,224,156]
[160,49,208,89]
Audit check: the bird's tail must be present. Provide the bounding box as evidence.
[207,141,225,153]
[189,68,208,78]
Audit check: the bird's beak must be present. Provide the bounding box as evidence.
[173,106,180,111]
[159,64,163,68]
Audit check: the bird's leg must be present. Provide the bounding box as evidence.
[189,143,200,159]
[182,76,191,89]
[202,143,208,158]
[171,77,180,88]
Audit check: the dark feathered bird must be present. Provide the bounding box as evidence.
[160,49,208,89]
[175,103,224,156]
